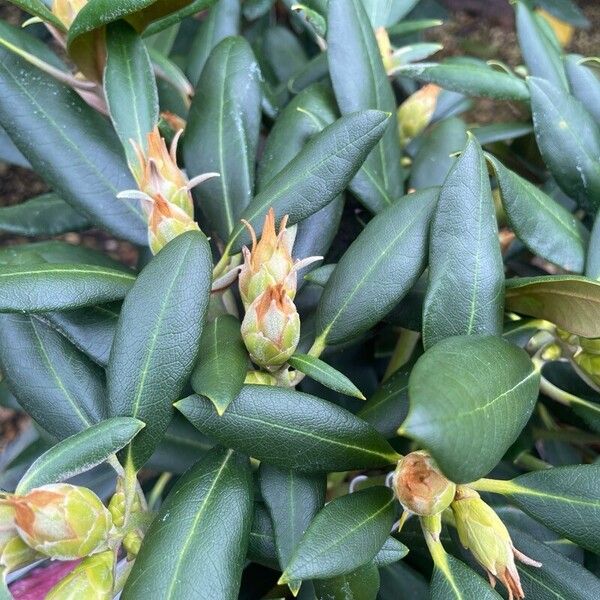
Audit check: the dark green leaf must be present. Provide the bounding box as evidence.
[409,117,467,189]
[41,303,120,367]
[358,366,411,438]
[505,275,600,337]
[123,448,253,599]
[313,563,380,600]
[328,0,404,213]
[248,502,278,569]
[0,314,105,439]
[191,314,247,416]
[6,0,64,29]
[281,487,395,581]
[104,20,159,161]
[0,48,147,244]
[304,264,335,287]
[16,417,144,494]
[186,0,240,86]
[317,187,438,345]
[263,25,308,84]
[184,36,261,242]
[586,213,600,280]
[226,110,390,253]
[0,193,91,237]
[501,464,600,553]
[565,54,600,124]
[397,62,530,100]
[142,0,217,36]
[107,231,212,470]
[259,465,326,592]
[0,263,134,312]
[402,335,540,482]
[487,155,587,272]
[388,18,443,38]
[471,122,533,145]
[289,354,365,400]
[288,52,329,94]
[423,135,504,349]
[528,76,600,212]
[379,562,429,600]
[431,553,502,599]
[515,1,568,90]
[372,536,409,567]
[176,386,400,472]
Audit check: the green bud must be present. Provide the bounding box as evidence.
[392,451,456,516]
[574,351,600,387]
[45,550,115,600]
[397,84,441,147]
[0,506,40,573]
[451,486,540,600]
[241,284,300,371]
[123,530,142,559]
[7,484,113,560]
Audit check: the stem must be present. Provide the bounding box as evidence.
[383,328,420,381]
[147,473,172,512]
[307,333,327,359]
[420,513,449,569]
[513,452,551,471]
[113,558,134,596]
[212,246,233,279]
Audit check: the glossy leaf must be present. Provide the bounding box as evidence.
[0,47,147,245]
[379,562,429,600]
[289,354,365,400]
[401,335,540,482]
[397,62,530,100]
[528,76,600,212]
[372,536,409,567]
[184,36,261,242]
[0,314,105,439]
[501,464,600,553]
[104,20,159,161]
[248,502,278,569]
[0,263,134,312]
[505,275,600,337]
[0,194,90,237]
[409,117,468,189]
[190,314,247,416]
[42,303,120,367]
[317,187,438,345]
[422,135,504,349]
[16,417,144,494]
[186,0,240,86]
[328,0,404,213]
[565,54,600,124]
[515,1,568,90]
[107,231,212,470]
[123,448,253,599]
[259,465,326,592]
[281,487,395,581]
[358,366,411,438]
[226,110,390,253]
[176,386,400,472]
[431,553,502,600]
[487,155,587,272]
[313,563,381,600]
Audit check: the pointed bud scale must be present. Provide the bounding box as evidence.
[5,484,113,560]
[392,451,456,516]
[397,84,441,147]
[52,0,87,28]
[241,284,300,370]
[0,506,40,573]
[145,195,200,255]
[46,550,115,600]
[451,486,541,600]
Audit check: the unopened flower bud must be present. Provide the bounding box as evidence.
[52,0,87,28]
[451,486,541,600]
[123,530,142,559]
[392,451,456,516]
[241,284,300,370]
[46,550,115,600]
[0,506,39,573]
[5,484,113,560]
[397,84,441,146]
[107,479,143,530]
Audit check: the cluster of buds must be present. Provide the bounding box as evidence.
[46,550,115,600]
[118,127,218,254]
[397,84,441,147]
[51,0,87,29]
[451,486,541,600]
[107,479,143,559]
[239,209,320,371]
[554,329,600,391]
[1,484,114,561]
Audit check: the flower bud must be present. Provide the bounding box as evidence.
[241,284,300,370]
[376,27,395,74]
[52,0,87,29]
[0,505,40,573]
[392,451,456,516]
[239,209,296,309]
[397,84,441,146]
[451,486,541,600]
[107,478,143,529]
[6,484,113,560]
[123,530,142,559]
[45,550,115,600]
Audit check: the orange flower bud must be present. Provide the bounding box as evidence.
[392,451,456,516]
